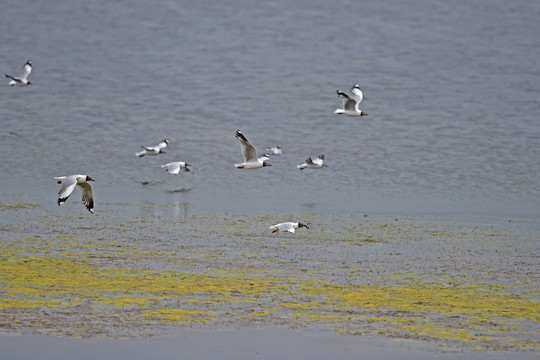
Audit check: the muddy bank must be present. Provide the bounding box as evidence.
[0,201,538,354]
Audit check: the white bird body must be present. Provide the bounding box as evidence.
[297,154,328,170]
[161,161,192,174]
[6,60,32,86]
[335,84,368,116]
[269,222,310,233]
[234,130,271,169]
[266,145,282,155]
[55,174,95,213]
[136,139,169,157]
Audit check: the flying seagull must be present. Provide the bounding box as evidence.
[6,60,32,86]
[136,139,169,157]
[269,222,310,233]
[334,83,367,116]
[161,161,192,174]
[55,174,95,213]
[297,154,328,170]
[234,130,271,169]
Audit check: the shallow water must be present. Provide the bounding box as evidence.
[1,0,539,217]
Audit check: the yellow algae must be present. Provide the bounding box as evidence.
[280,302,320,309]
[143,308,215,323]
[398,324,494,342]
[1,230,539,351]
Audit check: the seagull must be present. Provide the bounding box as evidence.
[269,222,310,233]
[297,154,328,170]
[6,60,32,86]
[161,161,192,174]
[55,175,95,213]
[135,139,169,157]
[266,144,282,155]
[334,83,368,116]
[234,130,272,169]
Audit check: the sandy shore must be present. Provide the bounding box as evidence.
[0,200,538,357]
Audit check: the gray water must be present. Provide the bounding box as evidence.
[1,0,539,217]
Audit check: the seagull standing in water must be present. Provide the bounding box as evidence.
[234,130,272,169]
[135,139,169,157]
[297,154,328,170]
[161,161,192,174]
[55,175,95,213]
[269,222,310,233]
[6,60,32,86]
[334,83,368,116]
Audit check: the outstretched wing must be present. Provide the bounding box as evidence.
[155,139,169,149]
[349,84,363,104]
[57,176,77,205]
[235,130,258,162]
[19,60,32,80]
[337,91,357,112]
[77,182,94,213]
[280,223,295,233]
[162,162,181,175]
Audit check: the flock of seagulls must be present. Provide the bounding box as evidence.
[7,60,367,233]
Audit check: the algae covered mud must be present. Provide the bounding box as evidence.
[0,200,539,354]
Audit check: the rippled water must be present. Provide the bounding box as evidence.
[1,0,539,217]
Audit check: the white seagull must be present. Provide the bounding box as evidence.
[334,83,368,116]
[6,60,32,86]
[297,154,328,170]
[161,161,192,174]
[55,175,95,213]
[266,144,282,155]
[269,222,310,233]
[136,139,169,157]
[234,130,272,169]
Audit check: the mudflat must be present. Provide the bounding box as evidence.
[0,201,538,357]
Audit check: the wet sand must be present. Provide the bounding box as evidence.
[0,200,539,358]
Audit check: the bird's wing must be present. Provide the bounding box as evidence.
[305,157,315,165]
[77,182,94,213]
[349,84,363,104]
[155,140,168,149]
[236,130,258,162]
[337,91,357,111]
[280,223,295,233]
[19,61,32,80]
[57,176,77,205]
[165,162,181,174]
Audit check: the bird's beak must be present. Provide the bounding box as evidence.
[88,177,95,182]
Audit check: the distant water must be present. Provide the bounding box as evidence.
[1,0,539,218]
